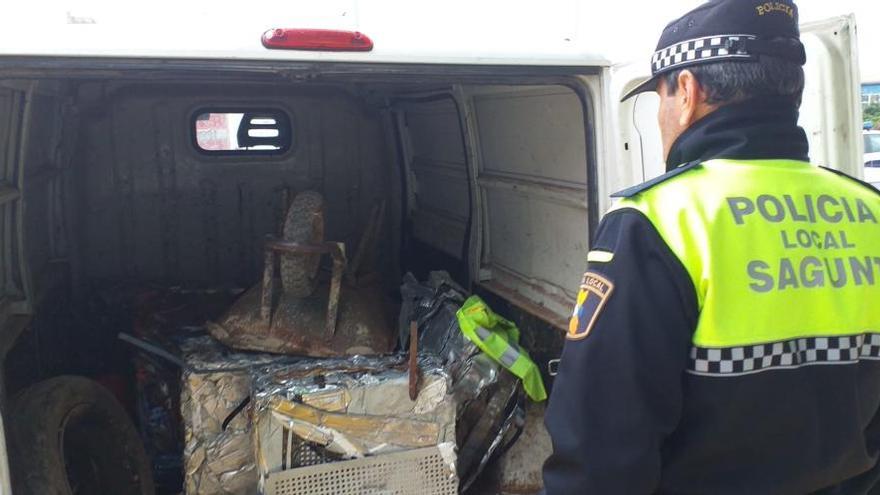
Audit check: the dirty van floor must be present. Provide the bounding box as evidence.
[7,282,547,494]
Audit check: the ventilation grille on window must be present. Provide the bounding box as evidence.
[236,112,290,150]
[193,109,291,154]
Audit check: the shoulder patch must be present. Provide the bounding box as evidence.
[567,272,614,341]
[819,166,880,197]
[611,160,701,198]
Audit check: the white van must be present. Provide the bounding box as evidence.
[0,5,863,494]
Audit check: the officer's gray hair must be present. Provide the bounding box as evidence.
[663,56,805,106]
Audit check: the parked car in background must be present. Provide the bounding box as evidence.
[865,130,880,188]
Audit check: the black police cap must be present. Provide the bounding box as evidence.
[621,0,807,101]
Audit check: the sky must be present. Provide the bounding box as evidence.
[2,0,879,81]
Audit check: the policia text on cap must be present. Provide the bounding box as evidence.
[541,1,880,494]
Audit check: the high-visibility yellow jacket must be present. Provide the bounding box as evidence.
[456,295,547,402]
[545,158,880,495]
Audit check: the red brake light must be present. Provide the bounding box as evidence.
[261,29,373,52]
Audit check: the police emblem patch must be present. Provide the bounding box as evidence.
[567,272,614,340]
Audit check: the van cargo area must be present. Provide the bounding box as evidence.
[0,62,597,494]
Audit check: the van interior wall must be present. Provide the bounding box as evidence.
[0,81,75,317]
[0,79,81,393]
[72,81,393,288]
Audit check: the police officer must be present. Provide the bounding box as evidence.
[542,0,880,493]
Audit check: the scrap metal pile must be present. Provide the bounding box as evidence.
[125,191,532,494]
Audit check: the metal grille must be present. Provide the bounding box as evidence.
[289,435,341,468]
[267,447,458,495]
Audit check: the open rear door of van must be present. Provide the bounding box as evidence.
[613,14,863,196]
[799,15,863,176]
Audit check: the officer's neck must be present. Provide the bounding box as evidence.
[664,96,810,171]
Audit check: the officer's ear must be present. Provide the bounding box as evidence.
[675,70,706,127]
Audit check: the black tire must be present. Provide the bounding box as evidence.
[9,376,155,495]
[280,191,325,297]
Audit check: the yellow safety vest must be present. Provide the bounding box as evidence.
[614,159,880,373]
[456,295,547,401]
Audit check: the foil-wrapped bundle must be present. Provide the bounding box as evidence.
[398,272,525,491]
[180,336,285,495]
[250,356,456,489]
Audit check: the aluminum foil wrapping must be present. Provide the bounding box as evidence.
[180,336,292,495]
[399,272,523,489]
[251,356,457,489]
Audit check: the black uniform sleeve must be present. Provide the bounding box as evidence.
[542,208,699,494]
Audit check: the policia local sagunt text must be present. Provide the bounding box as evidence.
[727,194,879,291]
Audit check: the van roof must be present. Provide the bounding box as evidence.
[0,2,610,68]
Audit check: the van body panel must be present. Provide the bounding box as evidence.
[799,15,863,177]
[0,0,609,68]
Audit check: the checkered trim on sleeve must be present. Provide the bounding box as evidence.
[688,333,880,377]
[651,34,755,74]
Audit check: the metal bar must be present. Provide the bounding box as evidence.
[14,83,35,314]
[261,248,276,323]
[409,320,420,400]
[452,84,483,288]
[325,242,346,337]
[117,332,191,371]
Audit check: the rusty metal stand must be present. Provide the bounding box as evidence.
[260,238,347,338]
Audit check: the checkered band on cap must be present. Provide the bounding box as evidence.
[689,333,880,377]
[651,34,756,74]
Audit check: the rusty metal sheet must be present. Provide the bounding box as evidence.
[208,277,394,357]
